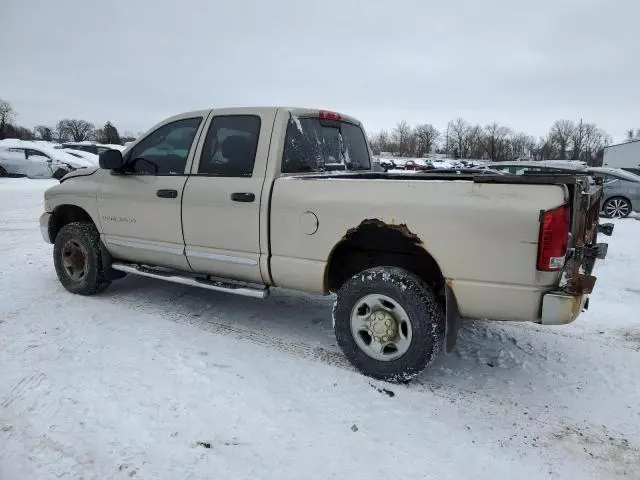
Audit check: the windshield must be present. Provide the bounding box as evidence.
[282,117,371,173]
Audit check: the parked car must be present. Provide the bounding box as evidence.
[404,159,435,171]
[0,140,93,178]
[61,142,126,155]
[487,161,587,175]
[587,167,640,218]
[60,148,99,166]
[40,107,609,381]
[487,162,639,218]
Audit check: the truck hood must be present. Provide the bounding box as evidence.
[60,166,100,182]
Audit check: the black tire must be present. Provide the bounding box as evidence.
[602,197,632,218]
[0,166,7,177]
[334,266,445,382]
[53,222,111,295]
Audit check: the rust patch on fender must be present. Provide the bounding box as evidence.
[343,218,423,245]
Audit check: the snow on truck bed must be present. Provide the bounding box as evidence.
[1,178,639,479]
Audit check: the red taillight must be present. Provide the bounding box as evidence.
[537,205,570,271]
[319,110,342,121]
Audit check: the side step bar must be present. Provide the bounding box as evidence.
[111,263,269,299]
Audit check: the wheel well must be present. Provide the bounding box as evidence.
[604,195,631,204]
[49,205,95,242]
[325,219,445,297]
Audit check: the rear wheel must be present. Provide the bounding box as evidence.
[603,197,631,218]
[0,166,7,177]
[53,222,111,295]
[333,267,445,382]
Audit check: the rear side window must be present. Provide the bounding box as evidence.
[282,117,371,173]
[198,115,261,177]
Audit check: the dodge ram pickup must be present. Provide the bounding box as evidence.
[39,107,612,381]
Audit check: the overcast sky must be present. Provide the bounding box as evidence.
[1,0,638,140]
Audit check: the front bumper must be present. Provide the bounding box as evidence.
[39,212,53,244]
[540,291,588,325]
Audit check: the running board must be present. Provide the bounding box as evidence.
[111,263,269,299]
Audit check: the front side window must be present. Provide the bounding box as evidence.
[282,117,371,173]
[197,115,261,177]
[26,149,50,159]
[127,117,202,175]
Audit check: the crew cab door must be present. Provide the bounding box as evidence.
[98,113,208,270]
[181,108,276,284]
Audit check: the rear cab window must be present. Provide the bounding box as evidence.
[282,114,371,173]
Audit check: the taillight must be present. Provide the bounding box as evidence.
[537,205,570,271]
[319,110,342,121]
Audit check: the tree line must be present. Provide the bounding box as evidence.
[0,99,135,145]
[369,118,620,165]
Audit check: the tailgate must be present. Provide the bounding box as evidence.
[564,177,611,295]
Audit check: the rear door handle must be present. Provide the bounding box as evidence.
[157,189,178,198]
[231,192,255,203]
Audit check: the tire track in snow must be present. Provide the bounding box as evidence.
[1,373,46,409]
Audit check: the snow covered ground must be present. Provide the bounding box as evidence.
[1,178,639,479]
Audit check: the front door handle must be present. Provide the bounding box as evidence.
[231,192,255,203]
[157,189,178,198]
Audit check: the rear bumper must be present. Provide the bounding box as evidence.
[449,280,590,325]
[540,291,587,325]
[39,212,52,244]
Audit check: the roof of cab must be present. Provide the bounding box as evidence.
[165,107,361,126]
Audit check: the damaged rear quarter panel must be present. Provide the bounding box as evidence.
[269,176,568,316]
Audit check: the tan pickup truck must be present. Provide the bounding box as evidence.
[39,107,612,381]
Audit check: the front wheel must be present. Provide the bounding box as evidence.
[603,197,631,218]
[53,222,111,295]
[333,267,445,382]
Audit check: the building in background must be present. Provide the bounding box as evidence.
[603,140,640,175]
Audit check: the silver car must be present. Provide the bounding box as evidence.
[587,167,640,218]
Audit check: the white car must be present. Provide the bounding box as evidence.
[60,148,99,166]
[0,140,94,178]
[61,141,126,155]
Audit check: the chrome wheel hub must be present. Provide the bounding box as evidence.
[605,199,630,218]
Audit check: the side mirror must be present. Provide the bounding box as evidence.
[99,149,124,170]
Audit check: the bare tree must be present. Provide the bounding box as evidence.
[532,135,555,160]
[34,125,54,141]
[369,130,391,155]
[583,124,611,166]
[0,99,15,139]
[393,121,413,157]
[570,119,588,160]
[467,125,485,159]
[483,123,513,161]
[508,132,533,159]
[447,118,472,158]
[56,119,95,142]
[550,120,575,159]
[414,124,440,157]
